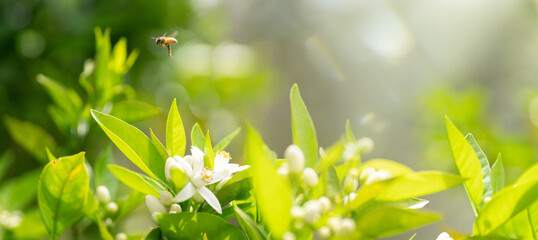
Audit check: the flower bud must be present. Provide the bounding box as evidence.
[193,191,205,203]
[343,174,359,194]
[160,191,174,206]
[277,162,289,176]
[343,142,358,160]
[0,210,23,229]
[283,232,296,240]
[303,200,321,224]
[285,145,305,174]
[302,168,319,187]
[318,226,331,239]
[327,217,342,232]
[339,218,355,236]
[146,195,167,216]
[104,217,113,227]
[318,196,331,213]
[364,169,393,185]
[359,168,375,181]
[106,202,118,214]
[436,232,454,240]
[170,203,182,213]
[151,212,162,223]
[357,137,374,154]
[165,157,176,181]
[290,206,305,219]
[96,185,111,203]
[115,233,127,240]
[168,164,189,189]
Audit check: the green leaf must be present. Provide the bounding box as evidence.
[117,191,146,219]
[3,115,56,162]
[215,127,241,151]
[150,128,170,161]
[409,233,417,240]
[94,145,117,196]
[166,99,186,157]
[38,152,90,239]
[143,228,162,240]
[316,141,344,172]
[313,165,340,198]
[191,123,205,151]
[290,84,318,168]
[107,164,164,197]
[0,151,14,181]
[0,169,40,210]
[111,100,161,123]
[474,178,538,235]
[466,133,492,207]
[12,209,48,239]
[215,179,252,207]
[204,131,214,169]
[91,110,166,183]
[376,171,463,201]
[345,119,357,142]
[360,159,415,177]
[233,203,268,240]
[354,207,440,238]
[37,74,82,127]
[491,154,504,195]
[157,212,245,240]
[445,117,483,216]
[246,125,292,238]
[96,215,114,240]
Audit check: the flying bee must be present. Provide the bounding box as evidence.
[152,32,178,58]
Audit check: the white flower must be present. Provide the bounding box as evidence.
[165,156,190,189]
[302,168,319,187]
[213,150,250,190]
[436,232,453,240]
[172,147,230,214]
[303,200,322,224]
[283,232,296,240]
[339,218,356,236]
[364,169,394,185]
[106,202,118,214]
[357,137,374,154]
[170,203,182,213]
[0,210,23,229]
[318,196,332,213]
[146,195,166,215]
[160,191,174,206]
[96,185,111,203]
[359,167,375,181]
[115,233,127,240]
[290,206,305,219]
[318,226,331,239]
[285,144,305,173]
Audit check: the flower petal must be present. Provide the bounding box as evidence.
[197,186,222,214]
[173,182,196,202]
[191,146,204,173]
[176,156,193,177]
[165,157,176,181]
[230,165,250,174]
[209,168,230,185]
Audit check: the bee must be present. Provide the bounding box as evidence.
[152,32,178,58]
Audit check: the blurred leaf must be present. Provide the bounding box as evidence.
[37,74,82,128]
[474,178,538,235]
[0,169,40,210]
[150,128,169,161]
[3,115,56,162]
[345,119,357,142]
[46,147,56,162]
[313,165,340,198]
[108,164,164,197]
[246,125,292,238]
[38,152,89,239]
[117,191,146,219]
[233,203,268,240]
[94,145,117,196]
[111,100,161,123]
[94,27,112,107]
[466,133,492,207]
[0,151,14,181]
[111,37,127,74]
[341,179,395,215]
[166,99,186,157]
[215,179,252,207]
[355,207,440,238]
[96,215,114,240]
[376,171,463,202]
[360,159,415,177]
[143,228,162,240]
[157,212,245,240]
[215,127,241,151]
[191,123,205,151]
[12,209,48,239]
[91,110,166,183]
[290,84,318,168]
[491,154,504,195]
[204,131,214,169]
[445,117,483,216]
[317,140,344,172]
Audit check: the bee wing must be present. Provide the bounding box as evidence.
[169,31,178,38]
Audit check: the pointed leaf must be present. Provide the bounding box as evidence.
[290,84,318,168]
[0,170,40,210]
[316,141,345,172]
[3,115,56,162]
[0,151,14,181]
[166,99,186,157]
[150,129,169,161]
[157,212,245,240]
[191,123,205,150]
[111,100,161,123]
[38,152,90,238]
[91,110,166,183]
[491,154,504,195]
[94,145,117,196]
[466,133,492,206]
[233,203,268,240]
[345,119,357,142]
[355,207,440,238]
[204,131,214,169]
[215,127,241,151]
[117,191,146,219]
[445,117,483,215]
[246,125,292,238]
[376,171,463,201]
[360,159,415,177]
[107,164,164,197]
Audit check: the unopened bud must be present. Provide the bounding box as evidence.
[302,168,319,187]
[318,226,331,239]
[318,196,331,213]
[165,157,176,181]
[115,233,127,240]
[277,162,290,176]
[285,145,305,174]
[96,185,111,203]
[146,195,166,215]
[104,217,113,227]
[160,191,174,206]
[339,218,355,236]
[283,232,296,240]
[106,202,118,214]
[303,200,321,224]
[357,137,374,154]
[290,206,305,219]
[170,203,182,213]
[364,169,393,185]
[327,217,342,232]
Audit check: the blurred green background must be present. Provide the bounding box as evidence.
[2,0,538,238]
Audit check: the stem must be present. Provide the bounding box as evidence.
[528,208,537,240]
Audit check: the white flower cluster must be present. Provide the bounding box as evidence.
[0,210,23,229]
[96,185,118,215]
[279,144,319,188]
[359,167,394,185]
[146,146,249,219]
